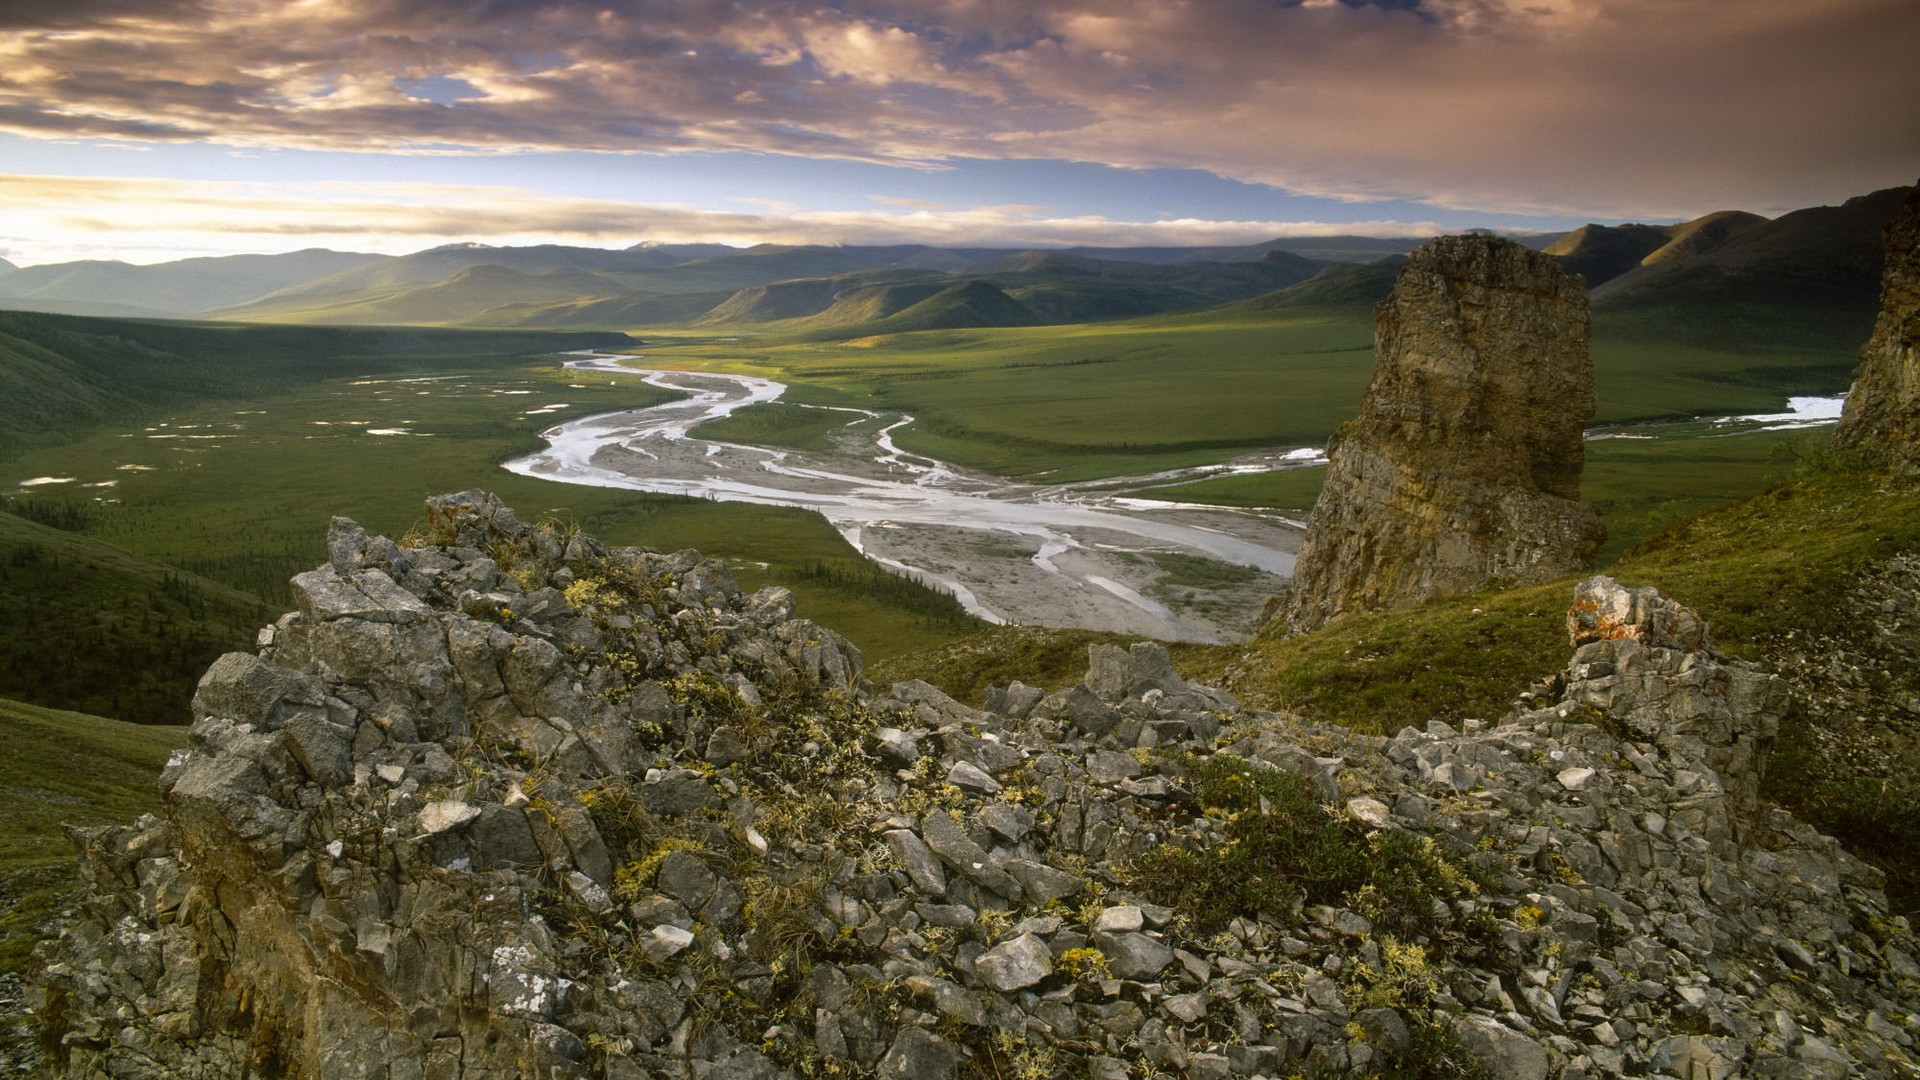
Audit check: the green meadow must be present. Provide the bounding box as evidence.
[658,302,1858,561]
[1,335,982,722]
[1,295,1863,728]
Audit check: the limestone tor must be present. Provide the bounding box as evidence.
[1837,181,1920,472]
[1284,234,1605,635]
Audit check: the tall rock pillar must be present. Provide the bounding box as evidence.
[1835,183,1920,471]
[1284,234,1604,634]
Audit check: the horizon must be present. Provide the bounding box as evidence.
[0,225,1560,271]
[2,0,1916,267]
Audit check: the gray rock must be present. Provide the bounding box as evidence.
[1163,993,1207,1023]
[1005,859,1083,905]
[643,768,717,817]
[974,933,1053,993]
[885,829,946,896]
[1358,1007,1410,1056]
[1092,930,1174,980]
[192,651,326,730]
[282,710,353,786]
[656,850,717,909]
[946,760,1002,793]
[977,804,1034,842]
[920,811,1018,897]
[1453,1015,1550,1079]
[642,924,695,961]
[291,567,433,624]
[417,800,481,835]
[1085,749,1142,784]
[878,1027,956,1080]
[874,727,921,766]
[1092,905,1144,933]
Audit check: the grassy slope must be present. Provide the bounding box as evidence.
[1223,463,1920,908]
[1224,463,1920,730]
[686,401,871,454]
[0,697,185,975]
[0,509,273,724]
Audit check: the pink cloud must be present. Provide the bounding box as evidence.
[0,0,1912,219]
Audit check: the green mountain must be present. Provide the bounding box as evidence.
[1237,257,1407,316]
[221,263,630,325]
[818,279,1040,336]
[0,249,384,318]
[1594,187,1910,318]
[1541,212,1769,288]
[694,269,945,325]
[1543,222,1679,287]
[468,289,735,329]
[1055,236,1427,264]
[1639,210,1769,266]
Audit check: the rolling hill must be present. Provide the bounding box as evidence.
[0,309,628,456]
[0,249,384,318]
[1593,186,1910,318]
[0,191,1906,341]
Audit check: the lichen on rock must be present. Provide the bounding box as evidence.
[33,496,1920,1079]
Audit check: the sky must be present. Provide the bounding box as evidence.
[1,0,1916,267]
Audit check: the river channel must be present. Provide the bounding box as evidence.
[503,355,1308,642]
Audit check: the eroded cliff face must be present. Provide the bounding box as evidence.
[1837,182,1920,471]
[34,495,1920,1079]
[1284,234,1605,635]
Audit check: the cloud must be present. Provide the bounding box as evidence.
[0,172,1447,265]
[0,0,1913,218]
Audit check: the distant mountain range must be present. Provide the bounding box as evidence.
[0,185,1909,341]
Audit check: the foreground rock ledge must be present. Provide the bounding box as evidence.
[36,495,1920,1078]
[1285,234,1606,635]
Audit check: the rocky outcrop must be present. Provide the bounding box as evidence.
[1284,234,1605,634]
[36,497,1920,1079]
[1837,182,1920,471]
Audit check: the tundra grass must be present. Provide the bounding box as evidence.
[685,400,870,454]
[629,304,1861,485]
[1227,462,1920,728]
[646,316,1378,480]
[1224,463,1920,908]
[1129,425,1819,561]
[0,697,186,976]
[3,357,980,691]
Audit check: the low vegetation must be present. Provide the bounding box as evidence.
[1,322,982,702]
[1227,459,1920,909]
[1130,752,1490,936]
[0,504,273,723]
[0,698,185,975]
[685,400,868,454]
